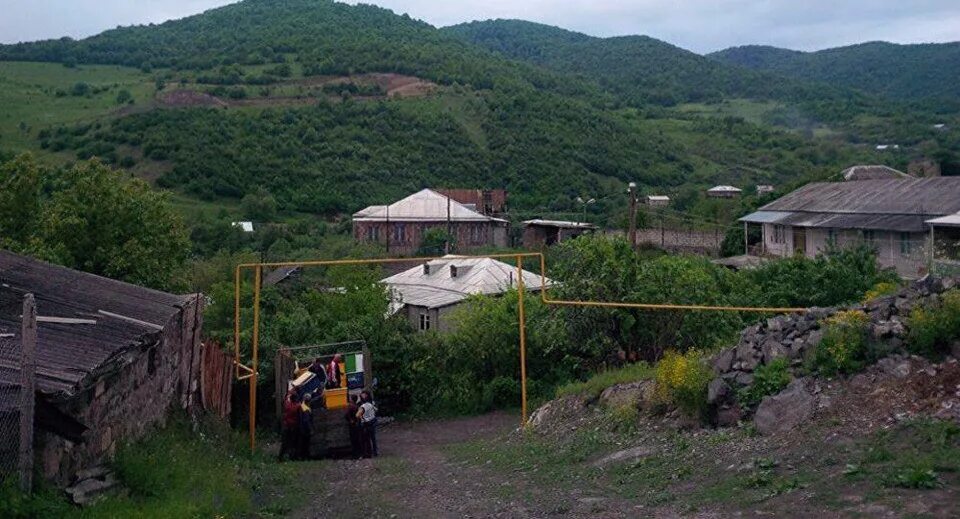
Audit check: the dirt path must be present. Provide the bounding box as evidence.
[290,411,635,518]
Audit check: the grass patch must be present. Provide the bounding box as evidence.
[554,362,653,399]
[857,419,959,493]
[1,415,298,518]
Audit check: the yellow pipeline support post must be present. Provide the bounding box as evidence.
[249,265,262,452]
[516,255,528,426]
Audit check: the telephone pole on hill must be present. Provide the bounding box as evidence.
[627,182,638,249]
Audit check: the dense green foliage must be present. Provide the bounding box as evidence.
[445,20,847,108]
[0,154,189,290]
[907,289,960,359]
[809,310,874,375]
[710,42,960,102]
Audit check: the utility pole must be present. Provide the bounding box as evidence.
[627,182,638,249]
[445,193,451,255]
[385,204,390,254]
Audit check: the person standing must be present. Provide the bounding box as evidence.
[298,393,314,460]
[357,390,378,458]
[279,390,300,462]
[327,353,343,389]
[345,394,362,459]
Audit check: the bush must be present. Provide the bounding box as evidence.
[810,310,871,375]
[654,350,713,420]
[69,81,90,96]
[115,89,133,105]
[737,357,791,408]
[907,289,960,359]
[863,281,899,303]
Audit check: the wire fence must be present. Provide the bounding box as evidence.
[0,293,36,492]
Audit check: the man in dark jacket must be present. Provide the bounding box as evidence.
[298,394,314,460]
[278,390,300,462]
[345,394,362,459]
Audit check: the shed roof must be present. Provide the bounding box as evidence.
[522,219,597,230]
[382,255,550,310]
[0,250,192,400]
[926,213,960,228]
[353,189,507,223]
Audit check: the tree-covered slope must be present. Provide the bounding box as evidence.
[709,41,960,101]
[0,0,595,98]
[442,19,848,107]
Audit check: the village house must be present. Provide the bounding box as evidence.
[522,219,597,249]
[0,250,204,486]
[353,189,509,255]
[707,185,742,198]
[382,256,549,333]
[841,164,910,181]
[645,195,671,207]
[739,177,960,277]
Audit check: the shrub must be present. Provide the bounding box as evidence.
[654,350,713,419]
[810,310,871,375]
[737,357,791,408]
[863,281,899,303]
[907,290,960,358]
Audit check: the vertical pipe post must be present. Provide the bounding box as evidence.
[234,265,241,378]
[743,222,749,256]
[249,266,262,452]
[627,183,637,249]
[516,255,528,427]
[19,294,36,493]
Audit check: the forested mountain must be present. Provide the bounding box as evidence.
[443,19,854,107]
[0,0,598,99]
[710,42,960,101]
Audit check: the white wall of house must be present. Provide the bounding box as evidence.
[762,224,928,277]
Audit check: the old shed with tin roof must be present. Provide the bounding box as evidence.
[0,250,203,484]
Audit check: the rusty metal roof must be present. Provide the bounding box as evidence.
[0,250,192,401]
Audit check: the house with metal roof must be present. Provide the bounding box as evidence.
[0,250,203,485]
[353,189,509,255]
[707,185,742,198]
[382,255,550,333]
[841,165,910,181]
[521,219,597,249]
[739,177,960,277]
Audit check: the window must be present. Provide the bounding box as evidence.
[393,223,406,244]
[418,311,431,332]
[900,232,913,255]
[772,225,786,244]
[470,225,483,244]
[365,225,379,242]
[827,228,837,245]
[862,230,877,243]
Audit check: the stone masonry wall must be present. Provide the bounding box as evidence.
[707,276,958,425]
[37,297,203,485]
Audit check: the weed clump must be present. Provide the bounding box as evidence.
[737,358,791,408]
[654,350,712,420]
[907,289,960,359]
[809,310,871,375]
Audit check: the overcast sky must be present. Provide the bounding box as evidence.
[2,0,959,53]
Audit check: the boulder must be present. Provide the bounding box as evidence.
[599,380,651,410]
[762,338,789,363]
[592,445,656,468]
[712,348,734,373]
[707,378,731,405]
[716,405,742,427]
[753,379,817,435]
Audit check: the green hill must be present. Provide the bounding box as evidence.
[0,1,908,218]
[442,19,853,107]
[709,41,960,101]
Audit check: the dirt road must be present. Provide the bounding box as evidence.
[291,411,633,519]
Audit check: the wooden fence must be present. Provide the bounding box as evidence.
[200,341,233,418]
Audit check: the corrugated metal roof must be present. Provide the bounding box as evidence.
[382,255,551,310]
[0,250,191,399]
[739,211,794,224]
[353,189,506,223]
[926,213,960,227]
[522,219,597,230]
[760,177,960,215]
[708,185,742,193]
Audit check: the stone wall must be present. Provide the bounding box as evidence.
[635,227,723,256]
[37,297,203,485]
[708,276,958,425]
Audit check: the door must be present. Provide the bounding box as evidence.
[793,227,807,256]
